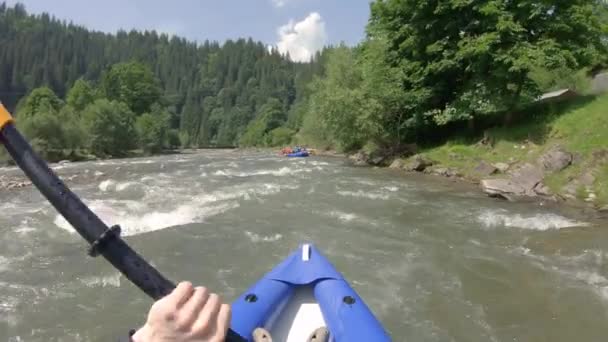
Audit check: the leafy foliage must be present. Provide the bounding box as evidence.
[83,99,137,157]
[239,98,286,146]
[66,78,97,111]
[368,0,606,128]
[136,104,171,153]
[102,62,161,115]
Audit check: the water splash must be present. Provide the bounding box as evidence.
[477,210,588,230]
[244,231,283,242]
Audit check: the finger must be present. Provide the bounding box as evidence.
[178,286,210,328]
[167,281,195,309]
[215,304,232,339]
[191,293,222,337]
[205,305,231,342]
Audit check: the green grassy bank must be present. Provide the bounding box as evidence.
[402,94,608,207]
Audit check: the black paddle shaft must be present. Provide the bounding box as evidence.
[0,124,246,342]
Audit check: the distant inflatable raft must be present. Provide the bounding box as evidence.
[231,244,391,341]
[286,151,309,158]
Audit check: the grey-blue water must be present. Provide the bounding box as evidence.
[1,150,607,341]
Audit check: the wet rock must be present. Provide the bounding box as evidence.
[369,156,386,166]
[539,146,572,172]
[480,179,525,201]
[481,163,545,200]
[431,167,459,178]
[404,155,434,172]
[533,182,553,196]
[389,159,405,169]
[493,162,510,173]
[473,161,498,177]
[431,167,448,176]
[599,205,608,213]
[349,151,369,166]
[509,163,544,196]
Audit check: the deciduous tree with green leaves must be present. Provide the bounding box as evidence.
[83,99,137,157]
[136,104,171,154]
[16,87,63,118]
[369,0,607,129]
[66,78,97,112]
[102,61,161,115]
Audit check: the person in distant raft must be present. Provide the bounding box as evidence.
[123,281,329,342]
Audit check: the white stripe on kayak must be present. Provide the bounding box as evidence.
[302,244,310,261]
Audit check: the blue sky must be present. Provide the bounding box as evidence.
[6,0,372,62]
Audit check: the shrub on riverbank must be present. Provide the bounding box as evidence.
[406,94,608,207]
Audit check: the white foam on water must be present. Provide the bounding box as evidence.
[337,190,390,200]
[383,186,399,192]
[328,210,360,223]
[341,178,378,186]
[80,272,121,288]
[573,271,608,301]
[98,179,115,192]
[213,166,313,178]
[14,219,35,235]
[309,161,330,166]
[116,181,137,192]
[477,210,588,230]
[0,255,9,272]
[127,159,155,165]
[53,200,240,237]
[244,231,283,242]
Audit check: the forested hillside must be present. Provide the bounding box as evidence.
[0,2,326,159]
[1,1,607,164]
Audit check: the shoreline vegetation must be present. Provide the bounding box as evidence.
[1,2,607,215]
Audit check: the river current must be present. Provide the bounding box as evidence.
[1,150,607,341]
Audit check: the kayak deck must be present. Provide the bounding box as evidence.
[231,244,391,341]
[267,286,326,341]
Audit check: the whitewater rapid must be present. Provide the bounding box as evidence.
[0,150,606,341]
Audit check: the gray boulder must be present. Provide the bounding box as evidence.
[533,182,553,197]
[539,146,572,172]
[404,155,434,172]
[480,179,526,201]
[509,163,544,196]
[473,161,498,177]
[481,163,545,200]
[389,159,405,169]
[349,151,369,166]
[493,162,510,173]
[431,167,459,178]
[369,156,386,166]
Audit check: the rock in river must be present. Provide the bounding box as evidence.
[404,155,434,172]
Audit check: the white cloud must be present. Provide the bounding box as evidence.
[275,12,327,63]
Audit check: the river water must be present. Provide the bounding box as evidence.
[1,150,607,341]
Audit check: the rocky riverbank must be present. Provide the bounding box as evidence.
[348,143,608,215]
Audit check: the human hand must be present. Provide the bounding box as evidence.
[132,282,231,342]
